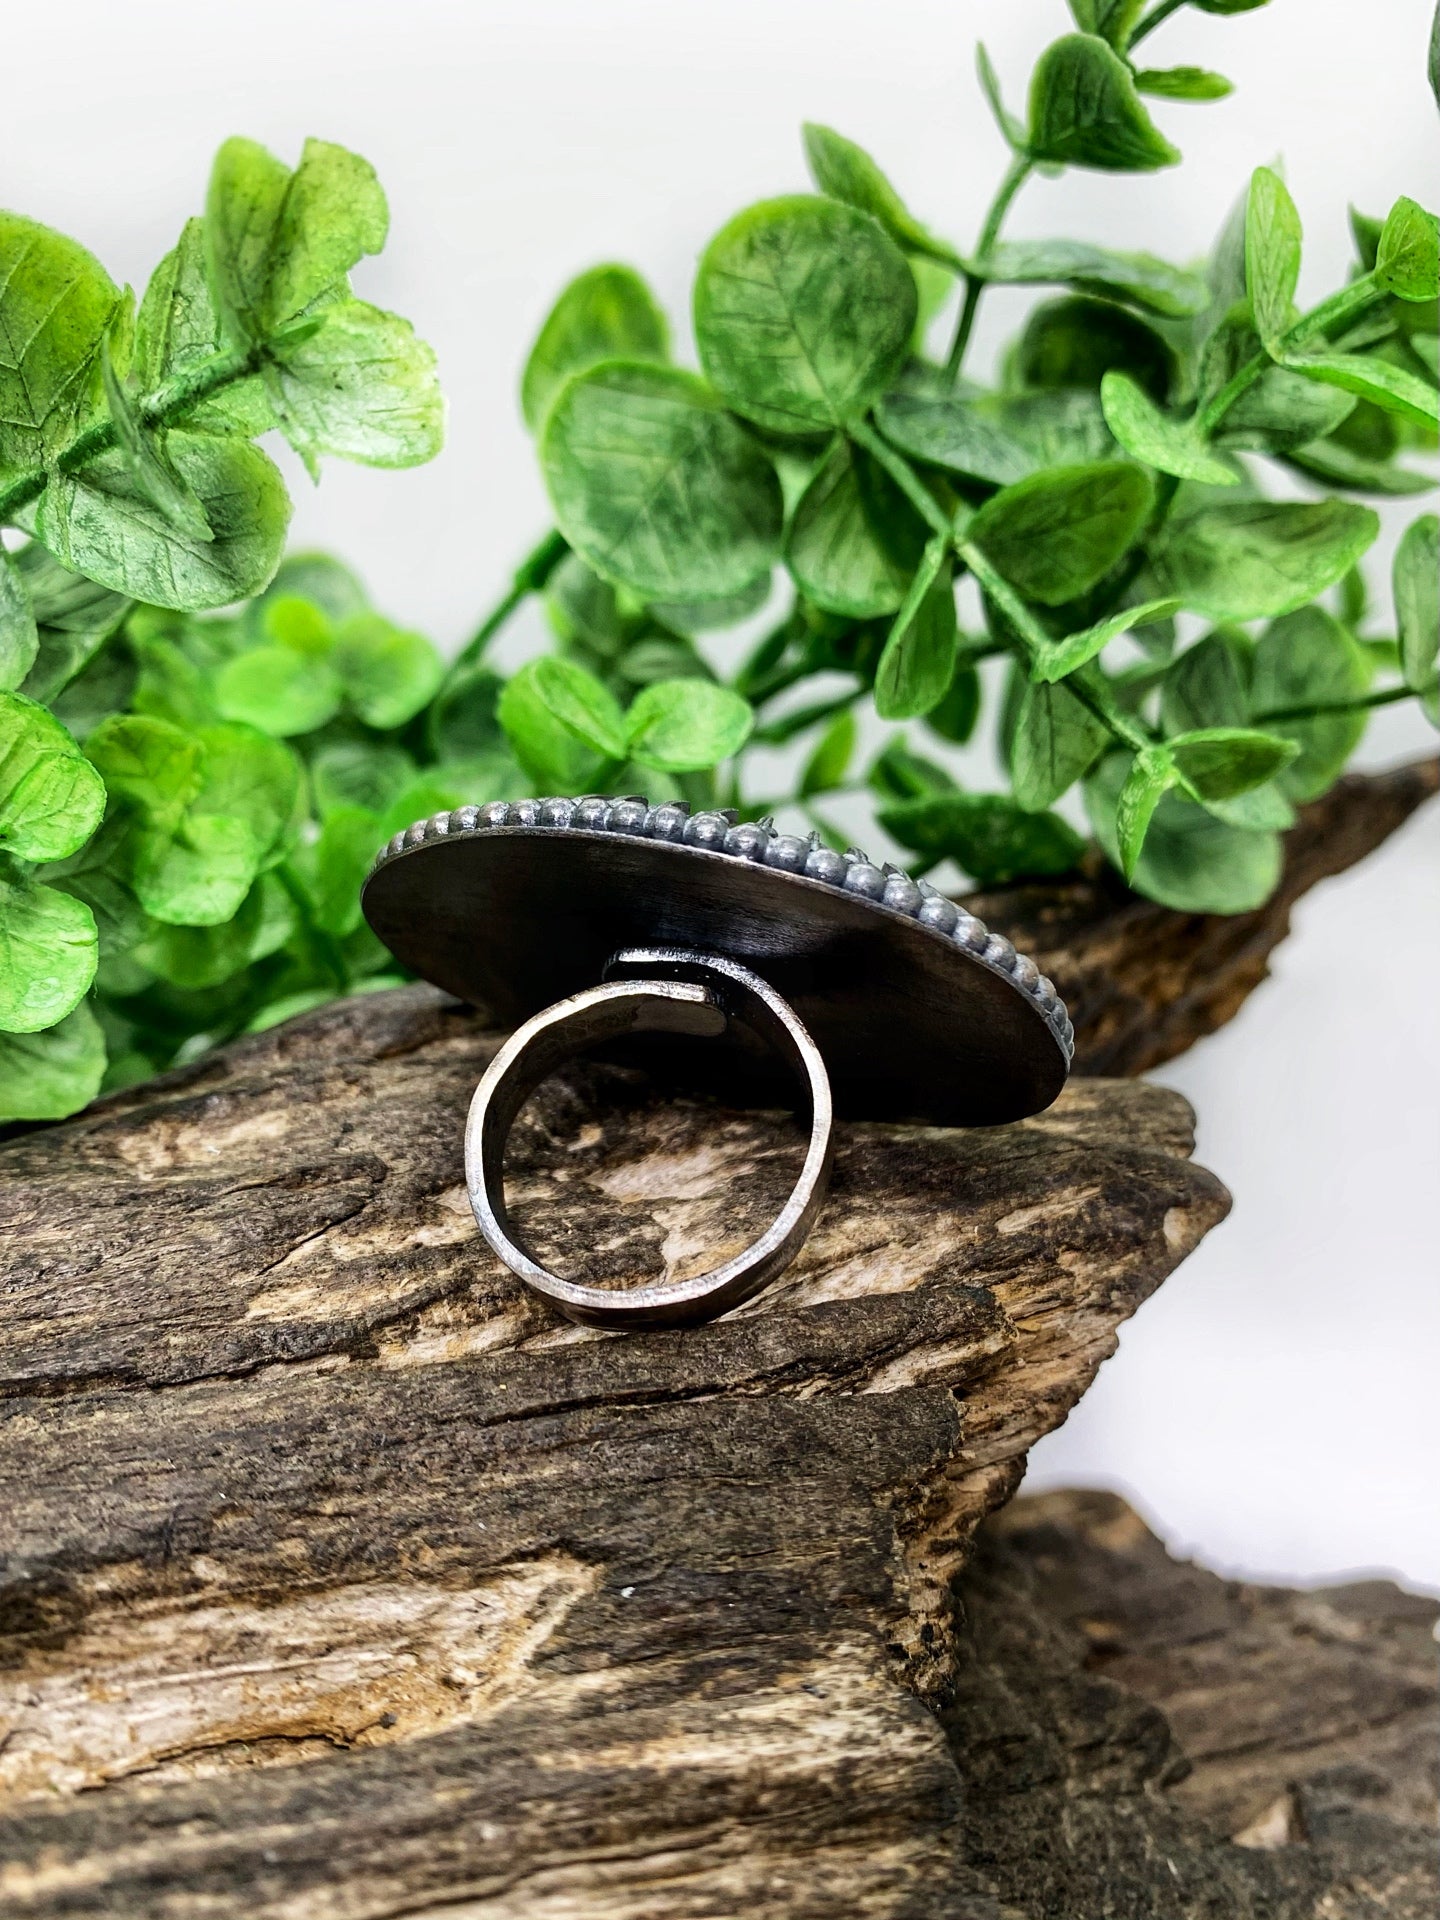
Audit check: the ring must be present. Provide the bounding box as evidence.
[464,949,833,1329]
[362,794,1072,1329]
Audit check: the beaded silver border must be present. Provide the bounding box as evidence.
[371,796,1074,1062]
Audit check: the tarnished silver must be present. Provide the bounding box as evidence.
[464,949,834,1330]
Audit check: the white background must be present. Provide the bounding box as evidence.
[5,0,1436,1588]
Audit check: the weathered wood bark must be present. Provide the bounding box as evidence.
[969,755,1440,1076]
[0,760,1433,1916]
[0,986,1225,1916]
[950,1490,1439,1919]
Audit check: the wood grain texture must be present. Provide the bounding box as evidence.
[0,987,1224,1917]
[950,1490,1439,1919]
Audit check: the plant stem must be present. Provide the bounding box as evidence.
[0,343,259,524]
[1128,0,1187,51]
[945,154,1034,385]
[450,528,569,673]
[1197,277,1388,437]
[1256,683,1416,725]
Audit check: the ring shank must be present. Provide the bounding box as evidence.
[464,951,834,1329]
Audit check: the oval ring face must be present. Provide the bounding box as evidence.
[361,798,1072,1127]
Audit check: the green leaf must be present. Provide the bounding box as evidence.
[521,265,670,435]
[31,431,290,612]
[1087,751,1281,912]
[875,390,1033,486]
[264,138,388,326]
[1033,595,1182,683]
[215,644,342,737]
[425,666,503,764]
[694,195,916,434]
[1394,512,1439,717]
[1245,167,1303,354]
[303,807,385,939]
[204,136,387,344]
[976,43,1027,151]
[969,462,1154,606]
[1027,34,1181,173]
[12,544,131,704]
[0,211,121,469]
[868,736,957,802]
[188,723,300,866]
[1242,177,1303,335]
[1281,352,1440,431]
[879,791,1084,885]
[100,341,212,542]
[532,655,629,760]
[785,437,928,617]
[332,612,443,729]
[1375,197,1440,302]
[971,240,1207,318]
[925,662,982,745]
[650,573,773,636]
[269,298,445,470]
[0,692,106,861]
[1011,677,1111,810]
[134,219,274,437]
[626,679,754,772]
[1167,726,1298,799]
[255,551,368,626]
[1160,628,1251,734]
[801,123,961,270]
[1283,437,1436,496]
[874,544,958,720]
[497,659,608,791]
[1017,295,1177,401]
[1248,606,1370,798]
[1116,746,1177,880]
[311,739,417,818]
[1134,67,1233,101]
[1067,0,1145,50]
[541,362,783,600]
[1192,0,1271,11]
[136,872,294,988]
[989,389,1120,468]
[133,811,259,927]
[799,707,857,796]
[1100,371,1239,483]
[85,713,200,827]
[0,874,97,1031]
[0,1002,106,1122]
[1157,500,1379,620]
[0,550,39,693]
[35,814,152,957]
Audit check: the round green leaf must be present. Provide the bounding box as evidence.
[1250,607,1369,799]
[333,613,444,730]
[216,645,342,737]
[626,680,754,772]
[136,872,294,989]
[311,740,418,818]
[0,691,106,861]
[694,195,917,434]
[875,391,1033,487]
[133,813,260,927]
[85,712,200,826]
[541,362,783,601]
[190,724,302,865]
[0,212,121,470]
[0,876,98,1032]
[1376,197,1440,303]
[270,299,445,471]
[1011,678,1110,811]
[1086,752,1281,913]
[786,438,928,617]
[532,655,628,760]
[1017,296,1177,402]
[1027,34,1181,174]
[497,659,608,792]
[32,432,292,613]
[425,667,504,764]
[0,1002,107,1122]
[968,462,1154,607]
[878,792,1084,886]
[521,265,670,434]
[1157,501,1379,621]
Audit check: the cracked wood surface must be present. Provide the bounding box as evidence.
[0,986,1225,1917]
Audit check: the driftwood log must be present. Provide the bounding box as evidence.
[0,760,1434,1917]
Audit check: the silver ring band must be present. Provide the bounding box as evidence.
[464,949,834,1329]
